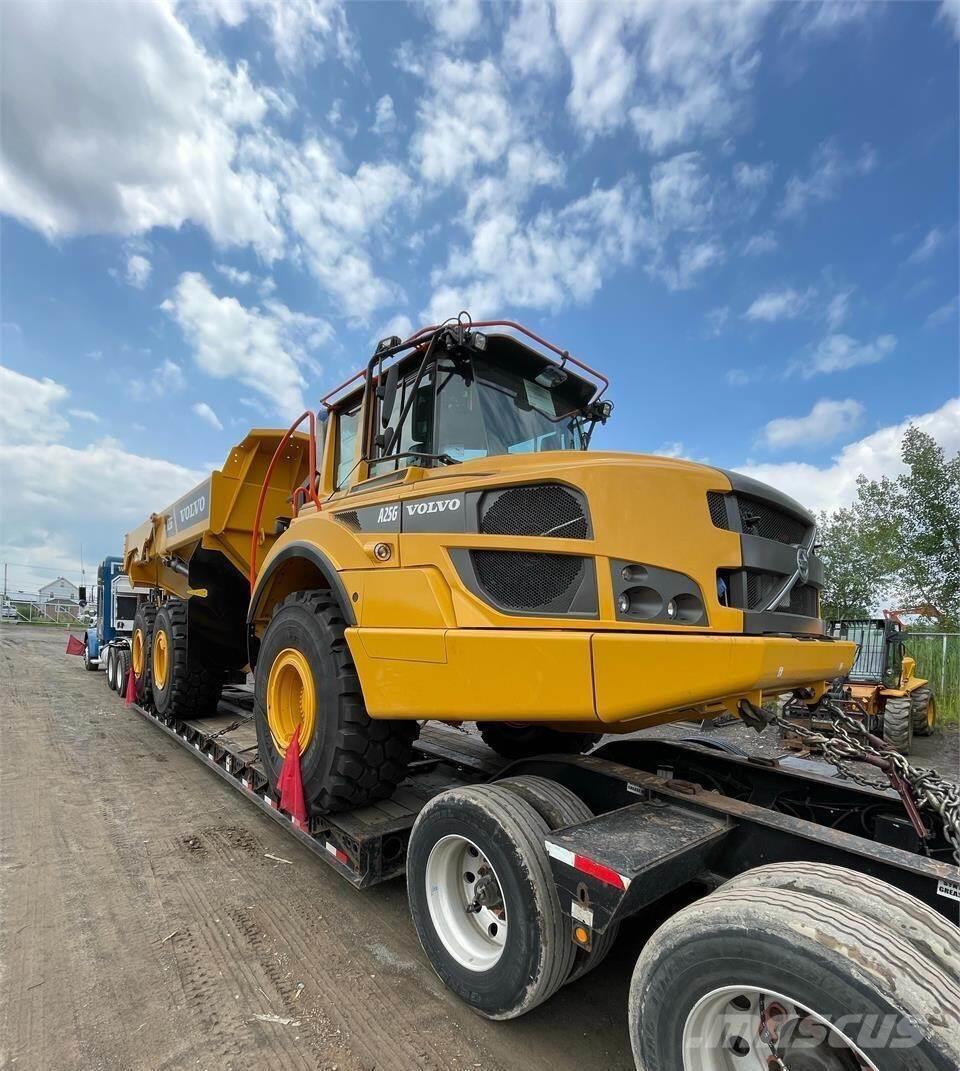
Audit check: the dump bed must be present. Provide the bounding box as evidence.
[124,429,311,600]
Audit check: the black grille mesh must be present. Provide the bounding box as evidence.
[707,491,730,530]
[470,550,584,610]
[335,510,361,532]
[738,497,807,545]
[480,485,588,539]
[789,583,819,618]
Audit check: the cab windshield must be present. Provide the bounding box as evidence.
[432,356,586,461]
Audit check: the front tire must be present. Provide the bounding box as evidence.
[628,883,960,1071]
[131,604,157,701]
[254,590,417,814]
[882,694,913,753]
[407,784,575,1019]
[478,723,601,760]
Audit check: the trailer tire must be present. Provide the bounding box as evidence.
[478,724,601,760]
[406,784,575,1019]
[105,647,117,689]
[132,604,157,702]
[911,686,937,736]
[628,885,960,1071]
[152,600,222,721]
[116,649,131,697]
[254,590,417,814]
[882,694,913,753]
[717,861,960,981]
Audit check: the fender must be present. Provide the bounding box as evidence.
[247,541,356,668]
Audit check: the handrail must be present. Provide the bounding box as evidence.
[319,317,609,410]
[249,411,319,592]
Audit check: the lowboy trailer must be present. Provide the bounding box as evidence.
[108,675,960,1070]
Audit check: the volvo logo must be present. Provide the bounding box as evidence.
[796,545,810,583]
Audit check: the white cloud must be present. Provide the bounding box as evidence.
[779,140,877,220]
[907,227,946,264]
[420,0,483,42]
[68,409,100,423]
[130,358,187,400]
[373,314,414,345]
[732,161,774,196]
[791,0,873,34]
[465,142,565,223]
[737,398,960,514]
[0,0,285,258]
[825,288,853,330]
[743,231,778,256]
[745,287,813,322]
[650,239,724,292]
[503,0,559,77]
[192,401,224,430]
[938,0,960,39]
[650,152,714,230]
[163,271,331,415]
[706,306,730,337]
[797,333,896,378]
[926,297,958,329]
[424,180,645,321]
[759,398,864,450]
[214,262,253,286]
[125,253,152,289]
[371,94,397,136]
[0,366,69,445]
[191,0,355,70]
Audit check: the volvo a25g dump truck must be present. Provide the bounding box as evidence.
[124,318,855,815]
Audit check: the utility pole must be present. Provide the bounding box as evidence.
[3,562,7,604]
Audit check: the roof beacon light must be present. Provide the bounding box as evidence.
[376,335,402,354]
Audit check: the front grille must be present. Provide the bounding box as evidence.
[470,550,585,611]
[707,491,730,530]
[740,571,819,614]
[788,583,819,618]
[479,485,589,539]
[738,497,807,545]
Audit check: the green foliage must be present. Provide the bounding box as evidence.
[819,426,960,629]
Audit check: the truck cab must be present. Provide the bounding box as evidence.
[83,556,150,670]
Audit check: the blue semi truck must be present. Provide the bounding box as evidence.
[82,556,150,692]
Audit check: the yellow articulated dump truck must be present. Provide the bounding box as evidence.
[125,317,854,815]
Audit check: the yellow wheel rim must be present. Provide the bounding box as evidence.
[266,648,316,755]
[132,628,145,676]
[928,696,937,730]
[153,629,169,689]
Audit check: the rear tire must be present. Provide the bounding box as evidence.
[478,724,601,760]
[882,694,913,753]
[105,647,117,690]
[116,649,131,697]
[254,590,417,814]
[131,604,157,702]
[911,686,937,737]
[629,883,960,1071]
[406,784,575,1019]
[152,600,222,721]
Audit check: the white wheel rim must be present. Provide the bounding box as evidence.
[682,985,880,1070]
[424,834,508,971]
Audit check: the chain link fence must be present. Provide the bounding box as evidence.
[1,594,88,628]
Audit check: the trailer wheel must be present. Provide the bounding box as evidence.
[407,784,575,1019]
[131,604,157,701]
[254,590,417,814]
[478,724,601,759]
[882,695,913,753]
[628,885,960,1071]
[717,861,960,980]
[911,687,937,737]
[152,600,222,720]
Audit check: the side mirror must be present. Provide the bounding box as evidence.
[78,585,87,608]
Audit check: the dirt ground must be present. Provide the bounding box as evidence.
[1,626,957,1071]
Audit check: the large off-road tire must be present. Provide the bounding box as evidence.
[254,590,417,814]
[406,784,575,1019]
[478,723,601,760]
[911,686,937,737]
[495,774,620,985]
[131,604,157,701]
[629,882,960,1071]
[151,600,222,721]
[882,694,913,753]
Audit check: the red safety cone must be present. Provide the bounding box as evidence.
[125,661,137,705]
[66,634,85,655]
[277,724,307,825]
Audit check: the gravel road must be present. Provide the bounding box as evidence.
[2,625,956,1071]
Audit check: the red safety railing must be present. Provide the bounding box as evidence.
[249,411,319,592]
[319,318,609,410]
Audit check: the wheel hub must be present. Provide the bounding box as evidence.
[152,629,168,689]
[132,628,144,676]
[266,647,316,755]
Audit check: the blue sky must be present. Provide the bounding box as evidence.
[1,0,958,595]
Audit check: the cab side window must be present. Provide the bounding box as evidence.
[335,407,360,488]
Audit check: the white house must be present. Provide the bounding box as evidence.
[39,577,79,611]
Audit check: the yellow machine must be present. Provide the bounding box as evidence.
[125,318,855,812]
